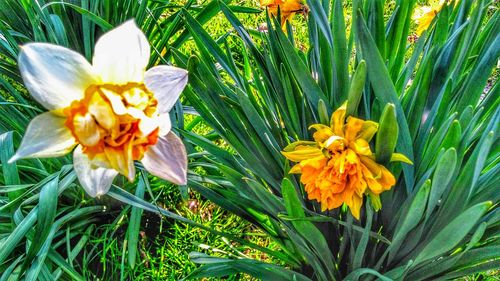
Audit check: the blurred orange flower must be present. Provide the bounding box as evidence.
[260,0,305,27]
[413,0,456,35]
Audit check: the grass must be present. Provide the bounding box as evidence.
[82,179,282,280]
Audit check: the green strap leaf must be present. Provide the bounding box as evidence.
[414,201,492,265]
[356,11,415,190]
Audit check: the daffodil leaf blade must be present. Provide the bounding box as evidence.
[414,201,492,265]
[0,132,20,187]
[353,203,373,269]
[388,180,430,262]
[184,253,312,281]
[425,148,457,220]
[355,12,415,189]
[127,173,146,269]
[182,8,240,84]
[0,207,37,265]
[274,22,330,113]
[281,179,338,280]
[42,2,113,31]
[307,0,333,47]
[22,175,59,271]
[343,268,392,281]
[332,0,349,102]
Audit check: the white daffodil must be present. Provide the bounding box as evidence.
[9,20,189,197]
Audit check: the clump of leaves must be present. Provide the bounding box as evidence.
[177,0,499,279]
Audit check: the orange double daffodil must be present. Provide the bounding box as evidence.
[260,0,306,27]
[282,104,410,219]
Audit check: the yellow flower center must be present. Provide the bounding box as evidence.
[63,83,159,176]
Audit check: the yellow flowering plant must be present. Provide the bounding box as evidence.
[179,0,498,280]
[9,21,189,197]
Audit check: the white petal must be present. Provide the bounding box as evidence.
[137,112,171,137]
[158,113,172,136]
[18,43,98,110]
[101,88,128,115]
[73,146,118,197]
[144,65,188,113]
[9,112,76,162]
[93,20,150,84]
[141,132,187,185]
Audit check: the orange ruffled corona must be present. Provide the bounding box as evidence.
[260,0,305,27]
[282,104,401,219]
[63,83,159,179]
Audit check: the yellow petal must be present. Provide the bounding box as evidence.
[360,156,382,179]
[282,146,323,162]
[325,135,346,151]
[300,155,327,169]
[358,120,379,141]
[349,138,372,156]
[260,0,281,6]
[330,103,347,136]
[104,142,135,181]
[281,0,302,12]
[344,116,365,142]
[379,165,396,188]
[349,194,363,220]
[345,149,359,164]
[282,140,317,152]
[88,92,117,130]
[390,153,413,164]
[289,164,302,174]
[123,88,150,110]
[73,113,101,147]
[309,124,334,143]
[369,192,382,211]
